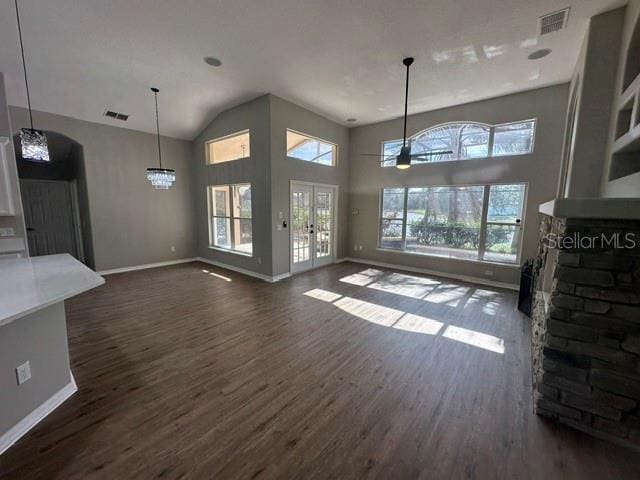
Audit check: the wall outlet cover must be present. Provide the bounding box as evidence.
[16,361,31,385]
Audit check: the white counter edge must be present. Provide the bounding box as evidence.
[0,276,104,328]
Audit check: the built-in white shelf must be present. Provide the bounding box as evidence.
[610,72,640,180]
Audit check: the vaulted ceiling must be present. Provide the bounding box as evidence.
[0,0,625,139]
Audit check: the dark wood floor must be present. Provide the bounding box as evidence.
[1,261,640,479]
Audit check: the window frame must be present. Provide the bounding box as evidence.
[377,182,528,265]
[207,183,253,256]
[286,129,338,167]
[205,129,251,165]
[380,119,537,167]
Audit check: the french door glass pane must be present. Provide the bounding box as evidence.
[292,190,311,264]
[213,217,231,249]
[405,186,484,260]
[316,191,332,258]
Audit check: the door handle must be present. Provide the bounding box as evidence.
[26,227,35,232]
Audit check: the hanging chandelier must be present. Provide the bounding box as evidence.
[146,87,175,189]
[14,0,49,162]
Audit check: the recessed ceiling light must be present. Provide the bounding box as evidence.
[528,49,551,60]
[346,118,357,123]
[204,56,222,67]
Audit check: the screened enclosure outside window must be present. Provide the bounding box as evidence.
[206,130,250,164]
[286,130,337,166]
[381,120,536,167]
[379,183,526,264]
[208,183,252,255]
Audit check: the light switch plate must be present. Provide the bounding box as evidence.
[16,361,31,385]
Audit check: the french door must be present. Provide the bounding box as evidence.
[291,182,336,273]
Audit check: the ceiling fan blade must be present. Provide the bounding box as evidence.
[410,150,453,157]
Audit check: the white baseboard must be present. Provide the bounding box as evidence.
[0,372,77,456]
[342,257,519,291]
[195,257,291,283]
[97,258,197,275]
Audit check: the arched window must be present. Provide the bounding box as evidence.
[382,120,536,166]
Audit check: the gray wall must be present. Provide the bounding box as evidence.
[9,106,196,271]
[0,303,71,438]
[347,84,569,285]
[269,95,349,276]
[558,8,625,198]
[602,0,640,197]
[192,95,273,276]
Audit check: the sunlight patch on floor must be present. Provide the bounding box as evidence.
[303,286,504,353]
[442,325,505,354]
[201,269,232,282]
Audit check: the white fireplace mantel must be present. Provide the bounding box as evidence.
[539,197,640,220]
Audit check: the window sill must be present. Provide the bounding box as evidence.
[208,245,253,258]
[375,247,521,268]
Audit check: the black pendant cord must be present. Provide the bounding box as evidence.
[14,0,34,131]
[401,57,413,148]
[152,87,162,169]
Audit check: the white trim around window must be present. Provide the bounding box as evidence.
[207,183,253,256]
[378,182,528,265]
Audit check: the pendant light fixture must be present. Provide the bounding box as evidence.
[14,0,49,162]
[146,87,175,189]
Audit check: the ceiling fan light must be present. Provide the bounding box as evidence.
[20,128,49,162]
[396,156,411,169]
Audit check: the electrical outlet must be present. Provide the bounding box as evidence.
[170,245,176,252]
[0,227,15,237]
[258,257,262,265]
[16,361,31,385]
[485,270,494,277]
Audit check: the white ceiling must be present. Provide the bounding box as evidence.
[0,0,625,140]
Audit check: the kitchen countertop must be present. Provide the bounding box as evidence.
[0,254,104,327]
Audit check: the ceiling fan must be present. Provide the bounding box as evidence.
[362,57,452,169]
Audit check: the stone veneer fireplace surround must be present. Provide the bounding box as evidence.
[532,197,640,450]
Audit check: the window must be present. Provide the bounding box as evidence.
[379,183,526,264]
[206,130,250,165]
[286,129,337,166]
[207,183,252,255]
[382,120,536,167]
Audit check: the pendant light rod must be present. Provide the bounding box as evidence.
[402,57,413,147]
[151,87,162,169]
[14,0,34,131]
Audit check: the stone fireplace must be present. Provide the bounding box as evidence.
[532,198,640,449]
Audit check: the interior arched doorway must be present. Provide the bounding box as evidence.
[14,130,95,269]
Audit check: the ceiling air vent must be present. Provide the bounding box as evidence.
[103,109,129,121]
[539,7,570,35]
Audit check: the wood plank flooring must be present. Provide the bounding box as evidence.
[1,261,640,479]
